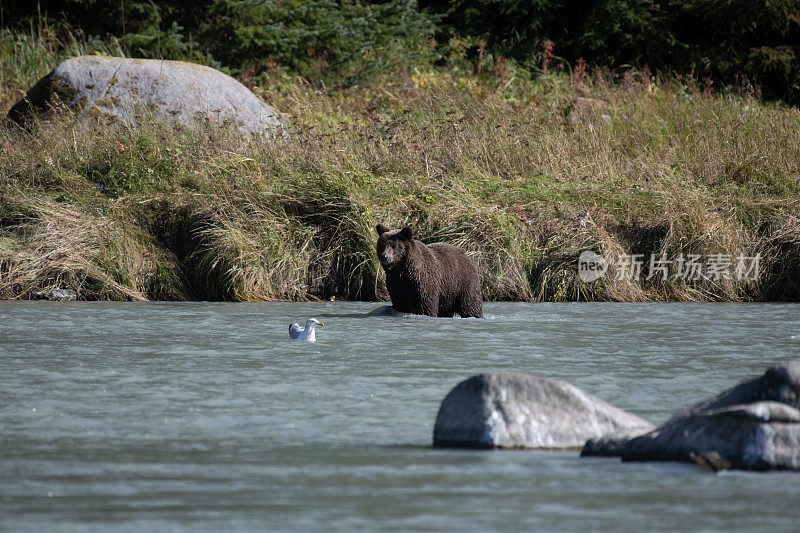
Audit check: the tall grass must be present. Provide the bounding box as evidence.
[0,26,125,111]
[1,29,799,301]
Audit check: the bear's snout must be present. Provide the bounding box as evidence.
[380,249,395,266]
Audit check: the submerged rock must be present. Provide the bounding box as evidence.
[433,372,653,449]
[7,56,283,135]
[366,305,403,316]
[31,288,78,301]
[582,360,800,471]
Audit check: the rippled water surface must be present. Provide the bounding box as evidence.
[1,302,799,532]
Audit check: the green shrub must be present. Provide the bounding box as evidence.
[3,0,437,85]
[424,0,800,103]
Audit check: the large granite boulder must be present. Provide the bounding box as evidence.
[582,360,800,471]
[433,372,653,449]
[7,56,282,135]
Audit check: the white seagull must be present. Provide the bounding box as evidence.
[289,318,324,342]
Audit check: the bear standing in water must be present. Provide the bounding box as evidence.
[375,224,483,318]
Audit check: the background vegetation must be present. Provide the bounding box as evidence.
[1,2,799,302]
[4,1,799,101]
[425,0,800,103]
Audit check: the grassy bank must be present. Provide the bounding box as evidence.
[1,31,799,302]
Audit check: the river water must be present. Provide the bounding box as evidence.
[1,301,798,532]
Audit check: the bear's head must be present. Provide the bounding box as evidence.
[376,224,414,269]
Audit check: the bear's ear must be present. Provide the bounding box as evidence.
[399,227,413,240]
[376,224,389,236]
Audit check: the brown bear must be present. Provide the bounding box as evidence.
[376,224,483,318]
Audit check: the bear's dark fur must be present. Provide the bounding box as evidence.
[375,224,483,318]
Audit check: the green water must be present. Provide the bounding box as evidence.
[1,302,798,531]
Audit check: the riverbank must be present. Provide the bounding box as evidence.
[2,37,799,302]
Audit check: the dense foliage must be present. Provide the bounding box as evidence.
[4,1,799,101]
[205,0,436,84]
[2,0,437,84]
[423,0,800,102]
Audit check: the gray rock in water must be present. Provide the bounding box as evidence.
[31,288,78,301]
[582,360,800,471]
[433,372,653,449]
[7,56,283,135]
[366,305,403,316]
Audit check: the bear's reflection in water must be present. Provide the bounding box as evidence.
[310,305,494,320]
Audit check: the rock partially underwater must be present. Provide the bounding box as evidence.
[7,56,283,135]
[582,360,800,471]
[433,372,653,449]
[31,288,78,301]
[366,305,404,317]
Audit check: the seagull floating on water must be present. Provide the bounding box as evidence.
[289,318,324,342]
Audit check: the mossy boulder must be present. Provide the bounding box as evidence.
[7,56,283,134]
